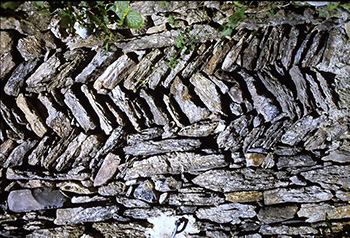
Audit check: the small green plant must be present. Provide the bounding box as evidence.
[160,1,170,8]
[220,1,246,37]
[29,1,142,52]
[168,26,196,69]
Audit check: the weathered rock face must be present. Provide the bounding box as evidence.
[1,1,349,237]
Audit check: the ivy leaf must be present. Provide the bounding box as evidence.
[1,1,22,10]
[221,27,232,36]
[125,10,142,28]
[116,1,129,12]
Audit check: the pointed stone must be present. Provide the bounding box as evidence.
[94,153,121,187]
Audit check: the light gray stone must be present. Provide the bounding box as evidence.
[4,59,40,97]
[3,139,37,168]
[57,181,96,195]
[123,139,201,157]
[178,120,220,137]
[81,84,114,135]
[168,188,224,206]
[26,225,85,238]
[64,89,97,132]
[54,205,119,225]
[257,205,298,224]
[139,89,169,126]
[322,150,350,163]
[98,181,126,196]
[126,127,164,145]
[238,70,280,122]
[8,188,66,212]
[116,196,151,208]
[297,203,334,222]
[193,168,289,192]
[16,93,47,137]
[281,115,322,146]
[94,153,120,187]
[170,76,211,124]
[124,152,226,179]
[196,203,256,224]
[75,49,117,83]
[259,225,318,235]
[300,165,350,190]
[263,186,333,205]
[133,180,158,203]
[38,94,72,138]
[276,155,317,169]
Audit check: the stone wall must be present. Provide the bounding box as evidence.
[1,1,349,237]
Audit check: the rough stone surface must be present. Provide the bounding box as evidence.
[257,205,298,224]
[196,203,256,224]
[263,186,333,205]
[94,153,120,187]
[8,188,66,212]
[1,1,349,237]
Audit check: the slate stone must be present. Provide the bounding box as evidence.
[133,180,158,203]
[196,203,256,224]
[263,186,333,205]
[259,225,318,235]
[124,152,227,179]
[8,188,66,212]
[16,93,47,137]
[192,168,289,193]
[257,205,298,224]
[170,76,211,124]
[225,191,263,203]
[94,153,121,187]
[54,205,119,225]
[123,139,201,157]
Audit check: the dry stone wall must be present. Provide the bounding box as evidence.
[1,1,350,237]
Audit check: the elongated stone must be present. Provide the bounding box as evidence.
[94,153,120,187]
[300,165,350,190]
[26,54,61,93]
[123,139,201,157]
[0,139,16,166]
[3,139,37,168]
[178,120,219,137]
[259,225,318,235]
[4,59,40,97]
[75,49,117,83]
[168,188,224,206]
[116,196,150,208]
[238,70,280,122]
[57,181,96,195]
[54,205,119,225]
[93,54,136,94]
[8,188,66,212]
[257,205,298,224]
[321,150,350,163]
[98,181,126,196]
[126,127,163,145]
[27,225,85,238]
[124,49,161,92]
[64,89,96,132]
[190,72,223,115]
[81,84,114,135]
[263,186,333,205]
[54,132,89,171]
[225,191,263,203]
[38,93,72,138]
[139,89,169,126]
[16,93,47,137]
[170,76,211,124]
[93,222,146,238]
[281,115,322,146]
[297,203,334,222]
[289,65,313,115]
[192,168,289,193]
[276,155,317,169]
[6,167,90,181]
[124,152,226,179]
[196,203,256,224]
[110,86,142,131]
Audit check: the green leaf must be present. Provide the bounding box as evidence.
[125,10,142,28]
[117,1,130,12]
[221,27,233,36]
[1,1,22,10]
